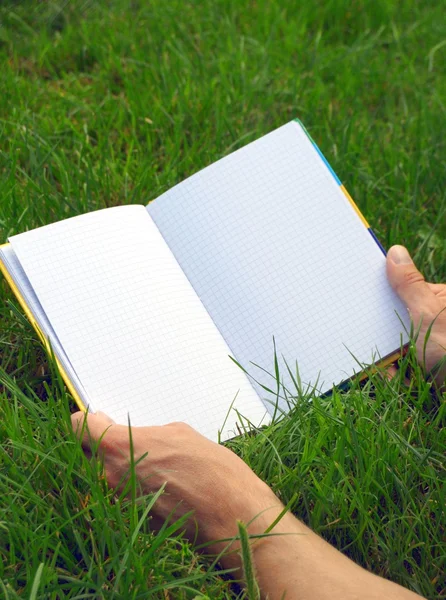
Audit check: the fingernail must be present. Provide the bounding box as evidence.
[388,245,413,265]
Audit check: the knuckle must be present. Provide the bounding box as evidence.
[402,270,425,288]
[165,421,192,432]
[99,430,129,454]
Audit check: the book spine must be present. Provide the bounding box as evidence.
[292,119,401,382]
[293,118,386,256]
[0,244,87,413]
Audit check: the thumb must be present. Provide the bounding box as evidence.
[386,245,432,309]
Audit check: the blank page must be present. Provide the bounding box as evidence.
[148,121,409,410]
[9,206,268,441]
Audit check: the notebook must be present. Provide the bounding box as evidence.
[0,120,410,441]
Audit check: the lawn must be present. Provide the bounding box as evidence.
[0,0,445,598]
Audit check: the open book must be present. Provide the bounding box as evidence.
[0,120,409,441]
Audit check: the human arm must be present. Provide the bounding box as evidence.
[71,412,424,600]
[70,244,444,598]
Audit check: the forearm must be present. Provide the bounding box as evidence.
[73,414,428,599]
[252,514,423,599]
[214,494,423,600]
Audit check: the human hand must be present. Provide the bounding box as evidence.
[386,245,446,384]
[71,412,282,570]
[71,412,424,599]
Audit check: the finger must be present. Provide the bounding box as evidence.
[71,411,117,450]
[71,411,87,438]
[386,246,435,309]
[385,364,398,380]
[385,363,411,386]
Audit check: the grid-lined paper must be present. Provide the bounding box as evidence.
[148,121,409,410]
[10,206,268,441]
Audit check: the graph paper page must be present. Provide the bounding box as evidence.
[148,121,409,410]
[9,206,268,441]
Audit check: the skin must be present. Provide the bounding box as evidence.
[72,246,445,599]
[386,245,446,383]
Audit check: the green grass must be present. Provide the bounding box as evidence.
[0,0,445,597]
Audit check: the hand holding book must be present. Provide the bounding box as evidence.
[386,245,446,384]
[71,245,441,600]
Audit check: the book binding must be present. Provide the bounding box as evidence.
[0,244,86,412]
[293,118,386,256]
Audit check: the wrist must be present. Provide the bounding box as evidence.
[207,482,290,571]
